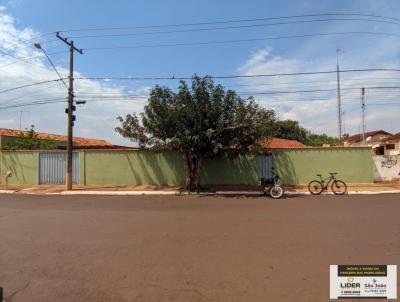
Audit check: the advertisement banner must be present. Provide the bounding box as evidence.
[330,265,397,299]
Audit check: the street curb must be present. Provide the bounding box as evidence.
[0,190,16,194]
[56,190,400,196]
[1,190,400,196]
[60,190,180,196]
[216,190,400,196]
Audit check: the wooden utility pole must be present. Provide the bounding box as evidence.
[56,32,83,190]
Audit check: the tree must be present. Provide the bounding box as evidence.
[306,133,339,146]
[3,125,56,150]
[116,76,276,190]
[273,120,308,143]
[273,119,338,146]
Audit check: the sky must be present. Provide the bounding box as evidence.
[0,0,399,146]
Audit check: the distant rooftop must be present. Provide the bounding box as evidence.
[387,132,400,141]
[345,130,392,144]
[0,127,113,147]
[262,137,306,149]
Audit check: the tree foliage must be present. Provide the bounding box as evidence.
[3,125,56,150]
[273,119,338,146]
[273,120,309,143]
[116,76,276,190]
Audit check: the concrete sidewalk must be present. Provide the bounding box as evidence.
[1,181,399,195]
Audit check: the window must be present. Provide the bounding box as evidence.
[375,146,384,155]
[386,144,395,150]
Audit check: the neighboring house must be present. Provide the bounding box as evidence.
[384,132,400,156]
[341,130,393,155]
[0,127,120,149]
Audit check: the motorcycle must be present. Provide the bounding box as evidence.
[261,170,284,199]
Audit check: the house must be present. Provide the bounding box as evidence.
[384,132,400,156]
[344,130,392,146]
[341,130,393,155]
[0,127,120,149]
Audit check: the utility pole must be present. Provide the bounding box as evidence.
[56,32,83,190]
[361,87,366,145]
[336,48,342,139]
[342,111,346,136]
[19,110,29,130]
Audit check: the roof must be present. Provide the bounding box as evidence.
[387,132,400,141]
[0,128,113,147]
[345,130,392,143]
[262,137,306,149]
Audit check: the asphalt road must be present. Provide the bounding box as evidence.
[0,194,399,302]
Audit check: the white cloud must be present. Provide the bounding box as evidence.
[0,8,148,145]
[237,45,400,137]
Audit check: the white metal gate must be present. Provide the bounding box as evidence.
[258,155,273,180]
[39,152,79,184]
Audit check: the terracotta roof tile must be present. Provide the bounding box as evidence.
[345,130,392,143]
[0,128,112,147]
[387,132,400,141]
[261,137,307,149]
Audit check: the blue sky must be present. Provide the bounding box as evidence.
[1,0,400,145]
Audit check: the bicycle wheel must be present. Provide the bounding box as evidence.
[308,180,323,195]
[270,185,284,199]
[331,180,347,195]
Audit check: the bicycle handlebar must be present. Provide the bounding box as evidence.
[316,172,338,177]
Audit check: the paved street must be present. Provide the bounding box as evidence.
[0,194,399,302]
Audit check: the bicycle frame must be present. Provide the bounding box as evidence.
[317,174,338,190]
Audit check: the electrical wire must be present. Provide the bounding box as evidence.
[0,50,68,69]
[56,13,400,33]
[75,68,400,81]
[80,31,400,52]
[0,79,62,94]
[45,18,400,42]
[2,89,400,110]
[2,68,400,96]
[0,48,45,68]
[3,82,64,103]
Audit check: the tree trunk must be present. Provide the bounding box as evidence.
[193,158,203,191]
[182,153,191,189]
[181,153,203,191]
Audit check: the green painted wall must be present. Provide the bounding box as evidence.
[0,148,373,186]
[0,151,38,184]
[82,150,186,186]
[201,155,258,185]
[273,148,373,184]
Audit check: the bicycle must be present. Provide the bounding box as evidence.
[261,170,284,199]
[308,172,347,195]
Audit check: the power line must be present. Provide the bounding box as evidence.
[56,13,400,33]
[3,82,64,103]
[45,18,400,42]
[0,98,66,110]
[76,68,400,81]
[2,91,400,111]
[0,50,68,69]
[79,31,400,51]
[70,86,400,98]
[0,79,62,94]
[3,68,400,95]
[34,43,69,89]
[0,48,44,68]
[81,31,400,51]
